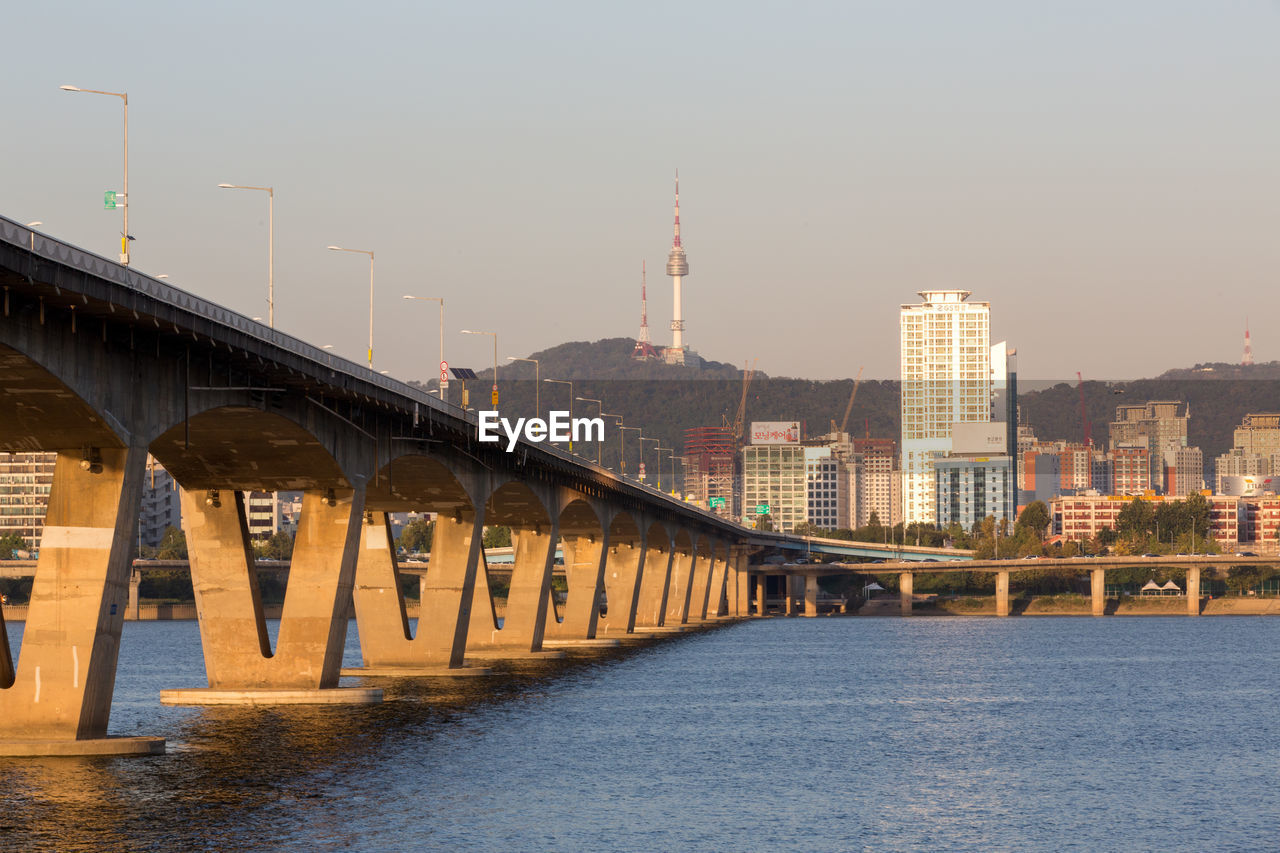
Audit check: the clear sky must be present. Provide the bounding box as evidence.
[5,1,1278,382]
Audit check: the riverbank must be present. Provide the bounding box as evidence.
[856,594,1280,616]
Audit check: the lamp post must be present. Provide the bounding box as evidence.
[656,446,672,492]
[461,330,498,407]
[620,425,641,478]
[640,436,659,485]
[404,295,445,397]
[575,397,605,464]
[506,356,540,419]
[670,454,688,498]
[544,379,573,451]
[327,245,375,367]
[219,183,274,327]
[60,85,129,265]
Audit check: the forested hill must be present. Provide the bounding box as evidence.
[408,338,1280,470]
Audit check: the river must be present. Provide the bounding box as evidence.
[2,616,1278,851]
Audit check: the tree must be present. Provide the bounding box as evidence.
[483,525,512,548]
[755,513,774,532]
[1116,498,1155,538]
[398,519,434,553]
[1015,501,1051,540]
[154,526,187,560]
[260,531,294,561]
[0,532,24,559]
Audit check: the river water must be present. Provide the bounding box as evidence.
[2,615,1279,851]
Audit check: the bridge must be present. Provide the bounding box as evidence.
[749,554,1280,619]
[0,216,804,756]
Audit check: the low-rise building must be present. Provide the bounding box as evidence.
[935,455,1014,531]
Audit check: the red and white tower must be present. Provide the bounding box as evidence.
[665,171,689,365]
[1243,321,1255,366]
[632,261,659,360]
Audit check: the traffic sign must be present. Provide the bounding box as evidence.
[104,191,117,210]
[709,497,726,509]
[491,390,499,406]
[755,504,770,515]
[638,462,647,481]
[439,361,449,389]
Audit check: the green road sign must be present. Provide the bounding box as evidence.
[755,504,770,515]
[104,191,117,210]
[709,497,726,508]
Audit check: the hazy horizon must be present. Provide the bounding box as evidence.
[5,1,1278,385]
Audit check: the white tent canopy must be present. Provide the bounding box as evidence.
[863,582,885,592]
[1140,580,1162,592]
[1161,580,1182,592]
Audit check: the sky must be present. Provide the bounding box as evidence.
[4,1,1279,383]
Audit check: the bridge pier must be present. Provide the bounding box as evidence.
[996,571,1010,617]
[466,522,564,659]
[346,511,491,676]
[161,487,380,705]
[753,574,767,616]
[900,572,913,616]
[1187,566,1202,616]
[686,545,713,624]
[732,550,751,617]
[705,546,731,618]
[804,573,819,617]
[660,543,697,630]
[0,447,165,755]
[596,541,644,637]
[1091,567,1106,617]
[544,532,620,648]
[634,534,672,629]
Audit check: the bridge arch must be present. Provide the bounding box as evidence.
[596,510,645,635]
[634,521,673,628]
[544,494,608,638]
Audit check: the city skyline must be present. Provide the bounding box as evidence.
[4,2,1279,383]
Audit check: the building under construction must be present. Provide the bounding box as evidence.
[683,426,736,520]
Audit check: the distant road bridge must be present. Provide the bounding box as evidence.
[748,554,1280,619]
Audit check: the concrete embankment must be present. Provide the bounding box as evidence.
[853,595,1280,617]
[1,601,431,622]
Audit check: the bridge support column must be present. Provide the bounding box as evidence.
[161,487,380,706]
[754,574,767,616]
[661,545,697,629]
[0,447,165,755]
[1187,566,1201,616]
[1091,568,1106,617]
[804,573,819,617]
[634,542,672,629]
[687,548,714,623]
[785,575,798,616]
[347,511,489,676]
[996,571,1010,617]
[733,551,750,617]
[900,572,913,617]
[705,549,730,618]
[466,522,562,658]
[545,532,609,641]
[596,539,645,637]
[127,568,142,620]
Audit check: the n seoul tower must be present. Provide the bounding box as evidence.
[665,171,689,365]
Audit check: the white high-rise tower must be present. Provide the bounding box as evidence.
[900,290,991,525]
[665,171,689,365]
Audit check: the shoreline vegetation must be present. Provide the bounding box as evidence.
[856,593,1280,617]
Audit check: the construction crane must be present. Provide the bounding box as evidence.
[729,359,757,445]
[834,367,864,436]
[1077,371,1092,446]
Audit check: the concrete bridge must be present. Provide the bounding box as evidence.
[749,554,1280,619]
[0,216,768,756]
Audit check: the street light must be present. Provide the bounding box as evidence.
[640,436,659,485]
[461,330,498,407]
[507,357,539,418]
[404,295,446,398]
[219,183,274,327]
[60,84,130,265]
[327,245,374,367]
[669,454,688,499]
[544,379,573,451]
[576,397,607,464]
[620,425,641,478]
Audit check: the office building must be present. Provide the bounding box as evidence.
[900,289,992,525]
[0,451,56,551]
